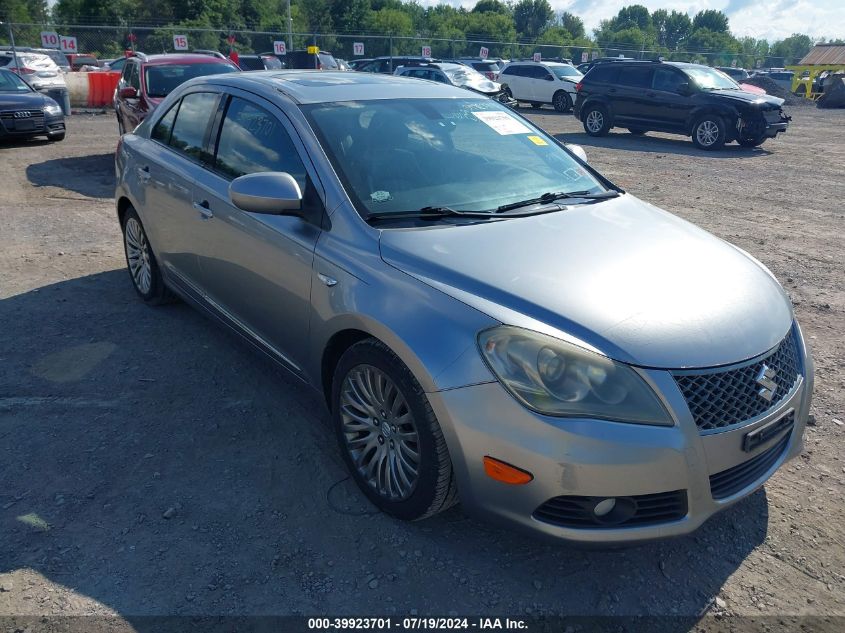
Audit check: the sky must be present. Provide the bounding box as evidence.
[423,0,845,42]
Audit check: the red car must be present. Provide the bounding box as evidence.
[114,53,239,134]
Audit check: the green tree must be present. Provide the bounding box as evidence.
[332,0,371,33]
[472,0,509,16]
[692,9,729,34]
[558,11,584,39]
[512,0,553,40]
[612,4,651,31]
[653,9,691,50]
[770,33,813,64]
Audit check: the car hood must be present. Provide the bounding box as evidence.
[704,88,784,108]
[0,92,47,108]
[378,194,793,369]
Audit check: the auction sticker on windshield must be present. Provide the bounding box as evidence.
[472,111,532,135]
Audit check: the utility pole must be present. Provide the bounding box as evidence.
[286,0,293,51]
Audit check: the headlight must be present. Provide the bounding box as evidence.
[44,104,63,116]
[478,327,672,425]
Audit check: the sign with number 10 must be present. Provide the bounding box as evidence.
[40,31,60,49]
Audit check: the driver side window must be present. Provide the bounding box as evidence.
[653,68,685,93]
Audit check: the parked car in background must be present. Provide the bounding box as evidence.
[455,58,503,80]
[393,62,514,105]
[115,70,812,544]
[0,51,67,93]
[767,70,796,92]
[114,52,239,134]
[716,66,750,81]
[336,59,350,71]
[102,56,131,72]
[355,56,439,74]
[347,58,371,70]
[192,50,228,60]
[277,49,339,70]
[576,56,634,74]
[574,60,790,149]
[237,54,283,71]
[498,60,582,111]
[0,68,65,142]
[1,46,71,73]
[66,53,99,71]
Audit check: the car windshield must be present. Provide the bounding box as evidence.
[551,65,581,78]
[683,66,740,90]
[0,70,31,92]
[144,62,238,97]
[303,98,604,217]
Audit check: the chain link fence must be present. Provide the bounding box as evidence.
[1,22,781,69]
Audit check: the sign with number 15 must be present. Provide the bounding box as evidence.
[173,35,188,51]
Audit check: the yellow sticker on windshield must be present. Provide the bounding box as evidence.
[527,135,548,146]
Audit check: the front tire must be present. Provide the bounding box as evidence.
[583,105,611,136]
[691,115,726,150]
[121,207,173,305]
[332,339,457,521]
[552,90,572,112]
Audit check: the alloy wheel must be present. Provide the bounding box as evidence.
[696,120,720,147]
[586,110,604,133]
[124,217,152,294]
[340,365,420,501]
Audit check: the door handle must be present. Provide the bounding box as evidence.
[137,165,150,183]
[193,200,213,219]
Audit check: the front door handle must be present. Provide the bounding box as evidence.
[192,200,213,219]
[137,165,150,183]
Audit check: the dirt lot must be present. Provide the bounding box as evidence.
[1,107,843,630]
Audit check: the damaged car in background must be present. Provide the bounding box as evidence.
[575,60,791,149]
[394,62,516,107]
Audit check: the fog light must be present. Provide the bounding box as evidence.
[593,498,616,517]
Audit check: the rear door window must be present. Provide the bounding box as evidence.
[586,65,620,83]
[652,68,686,92]
[167,91,219,162]
[617,67,652,88]
[151,102,178,143]
[213,97,306,190]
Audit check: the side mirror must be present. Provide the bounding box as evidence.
[676,82,691,95]
[229,172,303,215]
[118,86,138,99]
[565,144,588,163]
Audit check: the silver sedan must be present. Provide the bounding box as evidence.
[115,71,813,543]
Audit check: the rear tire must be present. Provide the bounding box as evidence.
[691,115,726,150]
[583,105,611,136]
[332,339,458,521]
[552,90,572,113]
[738,135,766,148]
[121,207,174,305]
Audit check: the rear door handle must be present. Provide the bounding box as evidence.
[193,200,213,219]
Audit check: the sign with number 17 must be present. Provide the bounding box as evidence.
[353,42,365,56]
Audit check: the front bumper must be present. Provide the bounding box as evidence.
[428,330,813,544]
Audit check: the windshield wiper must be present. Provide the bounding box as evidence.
[495,190,619,213]
[366,206,501,224]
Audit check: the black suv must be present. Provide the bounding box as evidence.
[573,61,790,149]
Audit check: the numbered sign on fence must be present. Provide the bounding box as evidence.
[40,31,60,49]
[353,42,365,56]
[756,59,762,68]
[731,59,738,67]
[60,36,77,53]
[422,46,432,58]
[532,52,541,62]
[479,47,489,59]
[581,51,589,63]
[591,50,599,60]
[273,40,287,55]
[173,34,189,51]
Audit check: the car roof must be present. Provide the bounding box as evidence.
[138,54,236,66]
[186,70,483,104]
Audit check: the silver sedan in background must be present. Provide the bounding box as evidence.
[115,71,812,543]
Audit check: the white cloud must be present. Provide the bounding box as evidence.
[416,0,845,42]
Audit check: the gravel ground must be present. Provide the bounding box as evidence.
[1,107,843,630]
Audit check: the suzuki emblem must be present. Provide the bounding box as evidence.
[755,364,777,402]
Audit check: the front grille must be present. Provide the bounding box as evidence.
[0,109,44,120]
[674,331,800,432]
[533,490,687,529]
[709,418,793,499]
